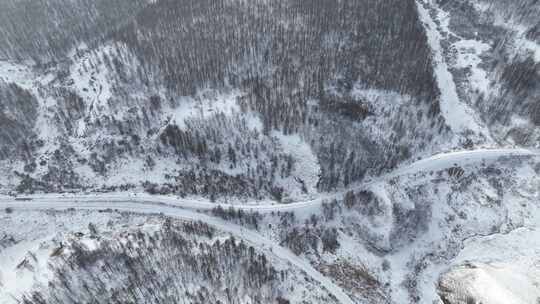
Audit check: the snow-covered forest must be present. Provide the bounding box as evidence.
[0,0,449,200]
[0,0,539,303]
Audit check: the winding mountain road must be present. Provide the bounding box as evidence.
[1,148,537,213]
[1,148,538,304]
[1,201,356,304]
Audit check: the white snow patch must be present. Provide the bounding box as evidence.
[170,90,261,130]
[272,131,321,198]
[105,156,179,186]
[471,2,540,63]
[518,38,540,62]
[435,0,494,88]
[510,26,540,63]
[0,61,35,88]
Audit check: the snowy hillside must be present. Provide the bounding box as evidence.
[228,151,540,303]
[0,0,539,303]
[0,0,453,200]
[0,210,340,304]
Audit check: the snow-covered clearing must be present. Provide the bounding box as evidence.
[0,237,54,302]
[434,6,494,96]
[415,0,492,142]
[453,39,492,95]
[170,89,261,130]
[0,60,36,88]
[272,131,321,199]
[507,23,540,63]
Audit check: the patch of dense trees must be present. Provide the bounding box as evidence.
[113,0,442,192]
[499,57,540,126]
[116,0,437,99]
[211,206,263,230]
[0,0,148,62]
[111,0,439,155]
[143,168,276,201]
[156,113,298,199]
[0,83,38,160]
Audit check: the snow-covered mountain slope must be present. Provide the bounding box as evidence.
[233,152,540,303]
[0,0,456,201]
[0,209,344,304]
[1,147,535,213]
[0,0,539,303]
[1,150,539,303]
[0,0,532,202]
